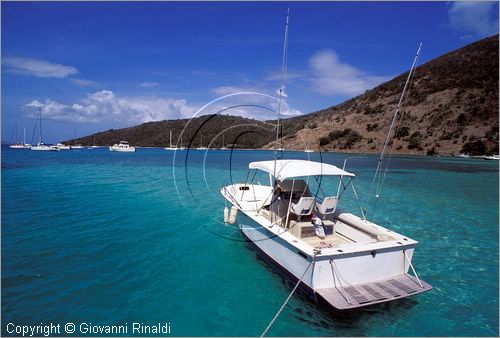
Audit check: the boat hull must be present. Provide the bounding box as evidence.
[109,147,136,152]
[31,146,59,151]
[238,212,431,311]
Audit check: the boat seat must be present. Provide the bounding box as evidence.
[315,196,338,216]
[291,197,315,219]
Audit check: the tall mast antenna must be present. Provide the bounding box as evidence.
[275,8,290,154]
[369,42,422,218]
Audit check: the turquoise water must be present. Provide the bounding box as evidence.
[2,146,498,336]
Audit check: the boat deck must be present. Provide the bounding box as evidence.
[316,274,432,310]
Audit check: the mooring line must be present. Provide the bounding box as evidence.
[260,252,317,337]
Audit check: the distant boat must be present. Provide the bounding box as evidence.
[220,134,228,150]
[89,136,99,149]
[482,154,499,160]
[196,134,208,150]
[109,140,136,152]
[9,128,31,149]
[304,149,314,153]
[458,153,470,158]
[55,143,71,150]
[71,145,84,150]
[164,130,178,151]
[31,108,59,151]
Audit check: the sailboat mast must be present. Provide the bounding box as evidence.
[23,128,26,144]
[170,130,173,148]
[38,108,43,144]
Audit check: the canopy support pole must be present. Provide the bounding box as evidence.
[284,179,295,228]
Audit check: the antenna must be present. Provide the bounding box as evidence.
[275,8,290,154]
[369,42,423,219]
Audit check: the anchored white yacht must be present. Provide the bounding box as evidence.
[221,159,431,311]
[109,140,136,152]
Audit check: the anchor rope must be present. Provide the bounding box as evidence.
[260,252,317,337]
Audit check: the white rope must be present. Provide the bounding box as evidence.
[260,252,317,337]
[403,250,423,288]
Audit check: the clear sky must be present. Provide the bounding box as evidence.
[2,1,498,144]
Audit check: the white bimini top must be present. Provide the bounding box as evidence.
[249,159,354,181]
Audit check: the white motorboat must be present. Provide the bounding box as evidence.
[220,10,431,314]
[164,131,178,151]
[221,159,432,311]
[109,140,136,152]
[55,143,71,150]
[304,149,314,153]
[71,145,84,150]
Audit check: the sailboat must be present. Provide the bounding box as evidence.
[220,11,431,313]
[196,134,208,150]
[88,136,99,149]
[220,134,228,150]
[31,109,59,151]
[164,131,178,151]
[9,127,31,149]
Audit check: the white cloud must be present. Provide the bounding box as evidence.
[23,90,197,125]
[70,78,99,87]
[265,69,305,82]
[448,2,498,39]
[3,57,77,78]
[209,87,303,120]
[23,87,304,127]
[308,49,388,96]
[140,81,160,88]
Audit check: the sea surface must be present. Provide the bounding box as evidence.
[2,145,498,336]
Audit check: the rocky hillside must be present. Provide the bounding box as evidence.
[272,35,498,156]
[67,35,498,155]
